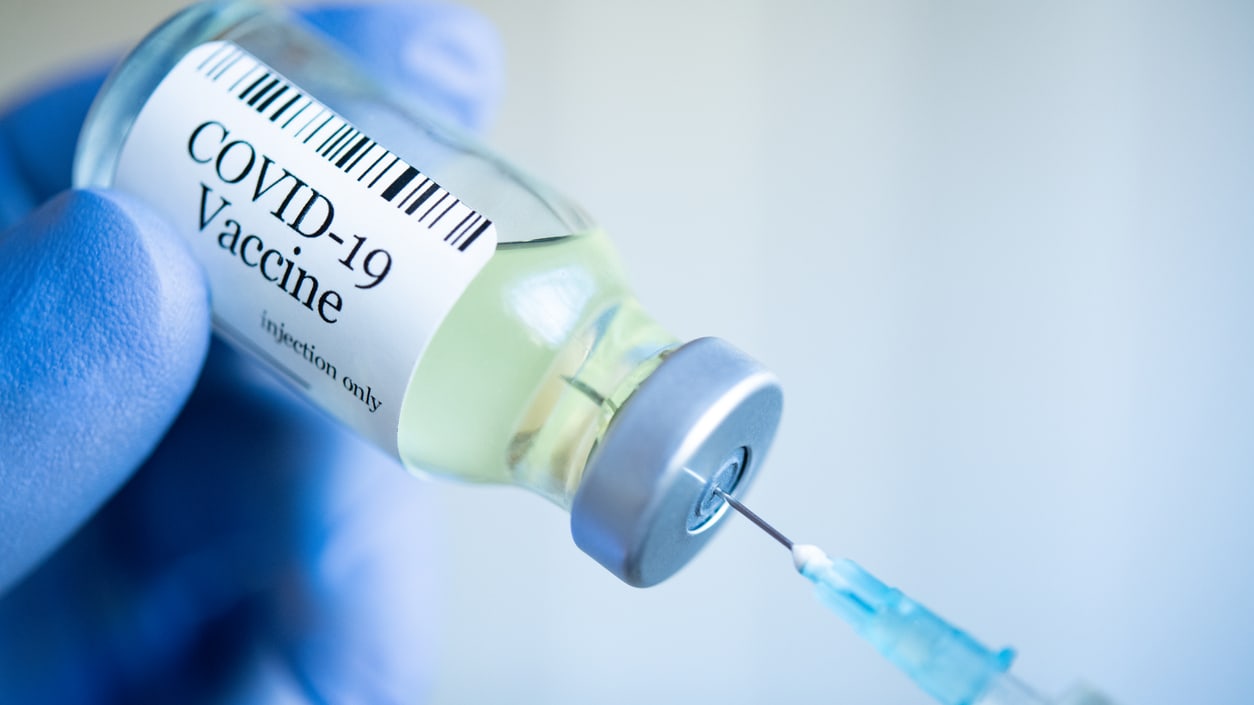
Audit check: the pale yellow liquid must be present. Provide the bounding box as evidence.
[397,230,678,508]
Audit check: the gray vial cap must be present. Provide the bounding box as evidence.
[570,337,783,587]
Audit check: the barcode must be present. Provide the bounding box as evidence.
[195,43,492,253]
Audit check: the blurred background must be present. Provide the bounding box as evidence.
[3,1,1253,703]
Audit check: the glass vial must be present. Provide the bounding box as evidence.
[75,1,782,587]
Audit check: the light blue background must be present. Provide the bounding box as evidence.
[3,2,1252,703]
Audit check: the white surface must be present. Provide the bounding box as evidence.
[4,2,1254,704]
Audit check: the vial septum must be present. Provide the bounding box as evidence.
[687,446,749,533]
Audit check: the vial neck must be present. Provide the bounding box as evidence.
[507,298,677,508]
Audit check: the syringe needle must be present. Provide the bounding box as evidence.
[714,488,793,549]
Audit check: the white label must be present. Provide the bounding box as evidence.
[114,42,496,455]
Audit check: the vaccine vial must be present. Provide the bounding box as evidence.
[75,1,782,587]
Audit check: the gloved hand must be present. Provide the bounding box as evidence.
[0,4,501,702]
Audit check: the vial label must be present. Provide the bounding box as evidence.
[113,41,496,454]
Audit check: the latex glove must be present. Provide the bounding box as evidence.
[0,3,501,703]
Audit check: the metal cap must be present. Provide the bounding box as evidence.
[570,337,783,587]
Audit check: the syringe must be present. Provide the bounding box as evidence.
[716,490,1116,705]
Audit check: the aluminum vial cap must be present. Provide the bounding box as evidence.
[571,337,784,587]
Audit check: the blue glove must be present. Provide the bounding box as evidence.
[0,4,501,702]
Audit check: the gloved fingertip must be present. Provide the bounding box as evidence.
[299,2,504,132]
[79,187,214,345]
[0,189,211,593]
